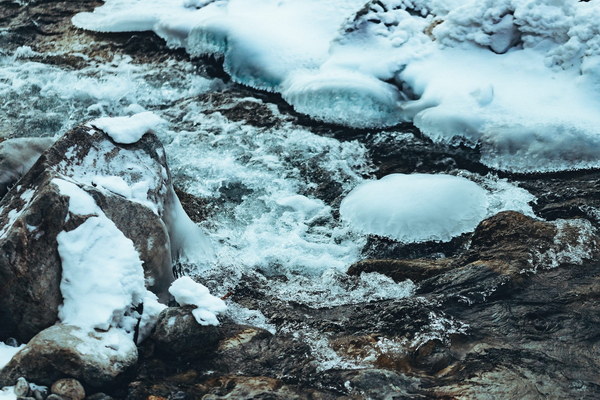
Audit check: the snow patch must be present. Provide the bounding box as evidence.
[0,342,24,370]
[169,276,227,326]
[90,112,166,144]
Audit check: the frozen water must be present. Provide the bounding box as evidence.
[72,0,600,172]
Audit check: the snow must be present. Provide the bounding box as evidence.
[340,173,533,243]
[168,276,226,325]
[90,112,166,144]
[72,0,600,172]
[0,342,24,370]
[0,387,16,400]
[53,178,166,335]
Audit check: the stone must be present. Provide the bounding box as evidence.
[151,307,223,360]
[0,324,137,388]
[14,377,30,397]
[0,137,54,198]
[0,125,179,342]
[46,395,65,400]
[85,393,113,400]
[50,378,85,400]
[348,258,453,283]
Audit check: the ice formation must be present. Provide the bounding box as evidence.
[340,173,534,243]
[72,0,600,172]
[168,276,227,325]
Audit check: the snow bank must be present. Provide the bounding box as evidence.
[90,112,166,144]
[53,178,166,338]
[0,342,24,370]
[340,173,534,243]
[169,276,226,325]
[73,0,600,172]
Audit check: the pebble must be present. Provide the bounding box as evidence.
[50,379,85,400]
[14,377,29,397]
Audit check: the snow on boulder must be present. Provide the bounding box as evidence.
[0,124,210,342]
[89,111,166,144]
[0,324,138,388]
[169,276,226,326]
[340,173,533,243]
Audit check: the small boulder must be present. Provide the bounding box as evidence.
[151,307,222,360]
[0,324,137,388]
[348,258,452,283]
[51,378,85,400]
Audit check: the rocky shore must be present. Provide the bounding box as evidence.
[1,1,599,399]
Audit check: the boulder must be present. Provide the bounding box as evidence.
[0,125,179,342]
[0,324,137,388]
[348,258,452,283]
[150,306,223,360]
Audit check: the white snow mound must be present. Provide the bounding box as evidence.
[90,112,166,144]
[340,173,526,243]
[169,276,227,326]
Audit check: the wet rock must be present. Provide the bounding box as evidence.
[85,393,113,400]
[51,379,85,400]
[0,125,176,342]
[197,376,326,400]
[46,395,65,400]
[348,258,453,283]
[0,324,137,388]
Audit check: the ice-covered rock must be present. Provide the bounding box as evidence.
[0,324,137,388]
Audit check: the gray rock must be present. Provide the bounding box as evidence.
[14,377,30,397]
[0,125,180,342]
[46,395,65,400]
[85,393,113,400]
[0,137,54,198]
[50,378,85,400]
[0,324,137,388]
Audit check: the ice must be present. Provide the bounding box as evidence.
[169,276,227,325]
[90,112,166,144]
[340,173,534,243]
[72,0,600,172]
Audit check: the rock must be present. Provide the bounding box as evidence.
[0,137,54,198]
[0,125,181,342]
[50,379,85,400]
[46,395,65,400]
[0,324,137,388]
[348,258,453,283]
[85,393,113,400]
[14,377,29,397]
[150,307,223,360]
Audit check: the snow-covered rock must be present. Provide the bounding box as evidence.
[0,124,211,342]
[0,324,137,388]
[169,276,226,326]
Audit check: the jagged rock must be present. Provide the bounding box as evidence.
[0,125,177,342]
[0,324,137,388]
[0,137,54,198]
[51,378,85,400]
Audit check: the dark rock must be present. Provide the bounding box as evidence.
[348,258,453,283]
[51,378,85,400]
[46,395,65,400]
[150,306,223,360]
[0,125,177,342]
[0,324,137,389]
[85,393,113,400]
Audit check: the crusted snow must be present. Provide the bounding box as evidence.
[90,112,166,144]
[53,178,166,336]
[169,276,226,325]
[340,173,534,243]
[72,0,600,173]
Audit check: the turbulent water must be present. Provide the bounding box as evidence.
[0,35,542,369]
